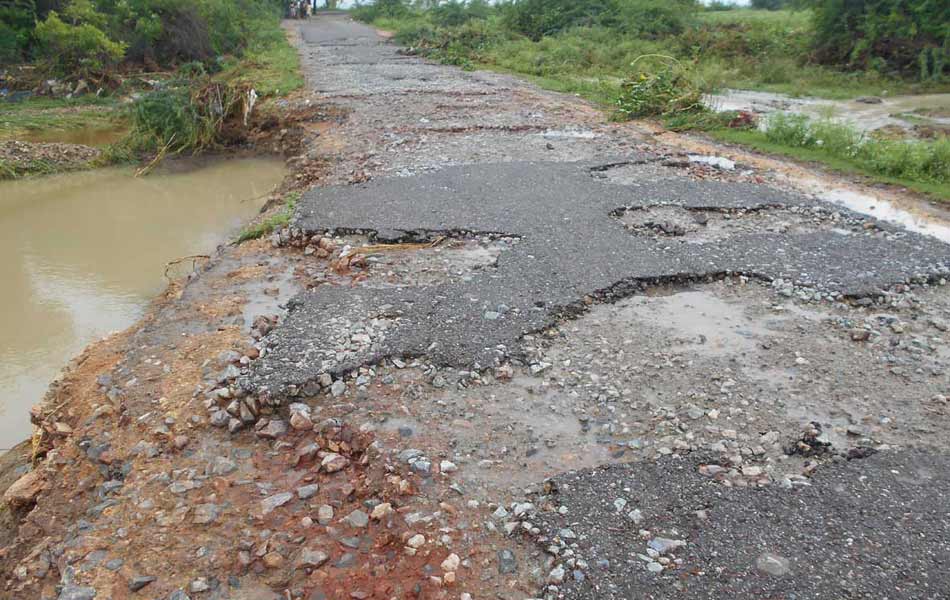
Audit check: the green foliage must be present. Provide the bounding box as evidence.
[352,0,409,22]
[763,113,950,184]
[125,72,245,154]
[497,0,697,41]
[704,1,736,11]
[7,0,286,73]
[808,0,949,80]
[500,0,615,40]
[750,0,788,9]
[0,0,37,63]
[615,56,703,118]
[34,11,126,75]
[397,18,507,69]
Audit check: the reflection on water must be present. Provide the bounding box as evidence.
[15,126,128,147]
[0,158,285,449]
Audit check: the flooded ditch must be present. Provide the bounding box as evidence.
[0,157,285,450]
[705,89,950,135]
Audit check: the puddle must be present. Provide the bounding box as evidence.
[453,381,616,489]
[706,89,950,134]
[614,290,768,357]
[14,125,127,147]
[0,157,286,449]
[242,263,298,331]
[789,177,950,244]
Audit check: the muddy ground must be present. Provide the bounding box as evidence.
[4,14,950,600]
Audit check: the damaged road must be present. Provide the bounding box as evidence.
[248,160,950,397]
[6,13,950,600]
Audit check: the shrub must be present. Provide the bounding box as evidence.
[127,72,245,154]
[616,55,703,119]
[615,0,698,38]
[34,11,125,76]
[431,0,492,27]
[808,0,950,80]
[500,0,616,40]
[352,0,409,22]
[399,19,506,68]
[0,0,37,63]
[764,112,950,184]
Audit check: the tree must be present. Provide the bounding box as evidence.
[808,0,949,79]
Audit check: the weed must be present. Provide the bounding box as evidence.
[615,55,703,119]
[237,191,300,242]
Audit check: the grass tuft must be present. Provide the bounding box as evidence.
[237,191,300,243]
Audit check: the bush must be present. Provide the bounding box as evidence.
[615,0,698,38]
[127,72,246,154]
[616,56,703,119]
[764,112,950,183]
[808,0,949,80]
[0,0,37,63]
[352,0,409,22]
[430,0,491,27]
[499,0,696,41]
[397,19,506,69]
[501,0,616,40]
[750,0,788,9]
[34,11,125,76]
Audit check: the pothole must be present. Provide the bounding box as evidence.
[613,205,864,242]
[300,233,519,288]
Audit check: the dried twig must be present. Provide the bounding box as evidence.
[135,133,176,177]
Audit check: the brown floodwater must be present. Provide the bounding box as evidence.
[16,126,128,146]
[0,158,286,449]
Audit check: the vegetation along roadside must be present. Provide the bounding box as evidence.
[1,0,304,180]
[353,0,949,199]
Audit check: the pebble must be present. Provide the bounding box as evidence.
[441,553,460,572]
[647,537,686,554]
[322,453,350,473]
[192,503,220,525]
[129,576,156,592]
[297,484,320,500]
[498,549,517,574]
[317,504,334,524]
[756,552,791,576]
[371,502,393,520]
[297,548,329,569]
[345,509,369,528]
[406,534,426,548]
[261,492,293,515]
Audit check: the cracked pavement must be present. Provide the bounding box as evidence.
[249,160,950,396]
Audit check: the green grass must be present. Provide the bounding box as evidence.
[370,9,950,103]
[696,8,811,26]
[709,123,950,201]
[237,191,299,242]
[217,28,304,97]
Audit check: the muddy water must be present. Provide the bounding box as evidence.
[0,158,285,449]
[706,89,950,133]
[16,126,128,146]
